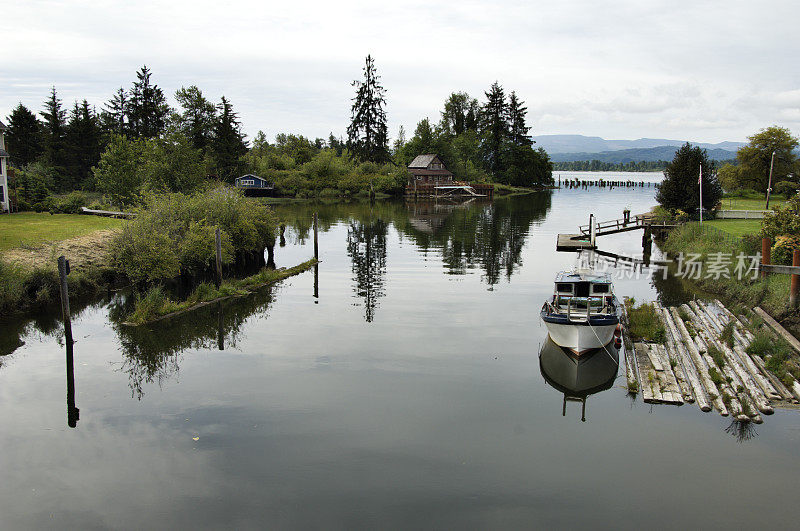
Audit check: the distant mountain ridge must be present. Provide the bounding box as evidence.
[549,146,738,164]
[533,134,745,155]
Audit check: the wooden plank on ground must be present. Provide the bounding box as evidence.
[754,307,800,354]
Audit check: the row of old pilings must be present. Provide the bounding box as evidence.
[622,298,800,423]
[557,177,651,189]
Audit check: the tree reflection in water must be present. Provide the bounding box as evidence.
[401,193,552,285]
[347,218,388,323]
[112,286,278,399]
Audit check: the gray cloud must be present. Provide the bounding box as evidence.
[2,0,799,143]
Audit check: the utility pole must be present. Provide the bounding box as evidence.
[766,151,776,210]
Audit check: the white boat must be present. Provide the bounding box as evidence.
[540,270,620,355]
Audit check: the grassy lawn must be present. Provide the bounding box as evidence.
[704,219,761,237]
[720,196,785,210]
[0,212,123,251]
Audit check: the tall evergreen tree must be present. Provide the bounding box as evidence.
[128,66,169,139]
[5,103,44,167]
[101,87,129,139]
[41,87,69,179]
[347,55,389,163]
[173,85,217,153]
[657,143,722,214]
[479,82,508,174]
[506,92,531,146]
[211,96,248,181]
[392,125,406,155]
[65,100,103,188]
[328,133,345,156]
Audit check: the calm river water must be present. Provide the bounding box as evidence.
[2,174,800,529]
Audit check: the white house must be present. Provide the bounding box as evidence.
[0,120,9,213]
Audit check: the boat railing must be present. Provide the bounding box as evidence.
[550,295,615,321]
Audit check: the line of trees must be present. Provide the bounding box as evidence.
[553,159,670,172]
[4,66,248,205]
[4,56,554,209]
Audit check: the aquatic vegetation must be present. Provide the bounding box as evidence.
[625,300,665,342]
[123,259,317,325]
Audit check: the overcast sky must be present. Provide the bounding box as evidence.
[3,0,799,144]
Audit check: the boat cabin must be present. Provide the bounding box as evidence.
[554,271,613,298]
[550,271,616,316]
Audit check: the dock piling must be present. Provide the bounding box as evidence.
[313,212,319,260]
[58,256,79,428]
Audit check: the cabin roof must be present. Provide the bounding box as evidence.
[0,120,6,132]
[555,270,612,284]
[408,154,439,169]
[236,173,268,181]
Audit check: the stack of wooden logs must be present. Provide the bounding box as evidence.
[623,299,800,424]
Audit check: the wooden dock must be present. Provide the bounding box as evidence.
[556,233,594,251]
[622,299,800,423]
[556,211,683,251]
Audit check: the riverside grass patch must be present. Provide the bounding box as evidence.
[0,258,109,317]
[662,224,794,321]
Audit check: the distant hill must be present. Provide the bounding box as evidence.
[533,134,745,155]
[549,146,738,164]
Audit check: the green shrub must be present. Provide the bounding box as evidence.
[626,301,664,342]
[774,180,798,198]
[110,187,277,284]
[46,191,90,214]
[772,235,800,265]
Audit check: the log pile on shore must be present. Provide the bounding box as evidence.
[623,299,800,424]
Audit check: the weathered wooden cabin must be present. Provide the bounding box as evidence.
[407,154,454,186]
[235,174,275,196]
[0,120,9,213]
[405,153,493,198]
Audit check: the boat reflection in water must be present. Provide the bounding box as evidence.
[539,337,619,422]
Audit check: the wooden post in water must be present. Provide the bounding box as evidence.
[761,237,771,278]
[58,256,79,428]
[313,263,319,302]
[217,301,224,351]
[791,249,800,307]
[66,335,79,428]
[313,212,319,260]
[57,256,73,344]
[214,227,223,288]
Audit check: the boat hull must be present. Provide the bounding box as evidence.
[542,319,618,355]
